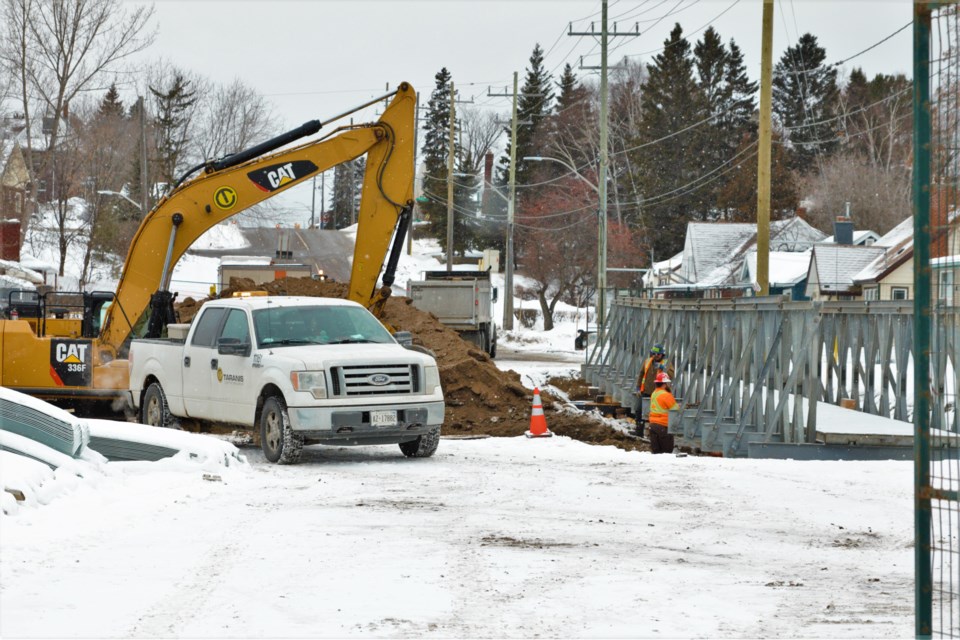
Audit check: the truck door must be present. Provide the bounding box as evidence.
[181,307,226,418]
[212,309,255,424]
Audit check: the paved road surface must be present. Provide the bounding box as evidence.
[190,227,355,282]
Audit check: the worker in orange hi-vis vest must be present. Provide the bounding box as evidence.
[647,371,679,454]
[633,344,674,437]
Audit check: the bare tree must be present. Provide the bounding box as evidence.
[192,77,277,161]
[800,153,910,235]
[459,107,500,173]
[516,176,597,330]
[1,0,154,246]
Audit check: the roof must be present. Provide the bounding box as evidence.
[744,250,812,288]
[849,212,959,284]
[0,258,44,284]
[821,230,880,246]
[809,245,885,294]
[678,217,825,287]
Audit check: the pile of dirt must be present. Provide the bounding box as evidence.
[175,276,646,453]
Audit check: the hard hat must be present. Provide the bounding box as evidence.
[650,344,664,355]
[655,371,671,384]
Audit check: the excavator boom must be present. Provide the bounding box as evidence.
[0,82,416,401]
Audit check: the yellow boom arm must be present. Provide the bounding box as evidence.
[100,83,416,359]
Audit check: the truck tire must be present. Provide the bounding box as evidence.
[141,382,179,429]
[398,426,440,458]
[478,325,489,354]
[260,395,303,464]
[489,324,497,359]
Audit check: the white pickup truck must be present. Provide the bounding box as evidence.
[127,295,444,464]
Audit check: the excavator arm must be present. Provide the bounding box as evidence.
[99,83,416,359]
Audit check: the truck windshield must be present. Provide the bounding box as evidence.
[252,305,394,348]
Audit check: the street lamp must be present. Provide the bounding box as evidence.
[97,190,142,212]
[524,155,606,339]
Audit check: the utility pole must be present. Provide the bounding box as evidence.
[570,0,638,343]
[446,80,456,272]
[756,0,774,296]
[487,72,520,331]
[443,83,474,271]
[321,171,326,228]
[311,175,317,228]
[138,96,149,215]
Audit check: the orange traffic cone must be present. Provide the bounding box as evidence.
[525,387,553,438]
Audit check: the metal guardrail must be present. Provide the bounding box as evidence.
[582,297,957,458]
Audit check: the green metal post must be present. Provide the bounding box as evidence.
[913,4,932,637]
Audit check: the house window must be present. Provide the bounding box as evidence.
[891,287,909,300]
[863,286,879,301]
[939,271,955,306]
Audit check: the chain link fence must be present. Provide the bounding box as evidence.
[917,4,960,637]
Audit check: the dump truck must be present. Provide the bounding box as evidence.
[406,270,498,357]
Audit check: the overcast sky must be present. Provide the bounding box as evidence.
[121,0,912,224]
[131,0,913,129]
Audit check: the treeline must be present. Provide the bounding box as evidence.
[420,23,912,271]
[0,0,287,279]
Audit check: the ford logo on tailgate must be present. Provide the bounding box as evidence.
[367,374,391,386]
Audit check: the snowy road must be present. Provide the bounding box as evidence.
[1,437,913,638]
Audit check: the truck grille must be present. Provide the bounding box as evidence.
[330,364,420,396]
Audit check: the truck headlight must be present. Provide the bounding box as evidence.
[424,365,440,394]
[291,371,327,399]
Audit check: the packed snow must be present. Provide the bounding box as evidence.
[1,218,918,637]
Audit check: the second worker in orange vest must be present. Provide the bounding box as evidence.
[634,344,675,437]
[648,371,678,454]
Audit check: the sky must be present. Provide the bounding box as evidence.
[115,0,913,224]
[128,0,914,130]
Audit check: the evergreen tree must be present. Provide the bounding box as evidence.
[722,40,758,136]
[419,68,458,250]
[692,29,758,216]
[98,83,125,120]
[452,149,482,257]
[772,33,839,174]
[149,73,197,189]
[497,43,554,200]
[550,63,593,171]
[630,23,702,258]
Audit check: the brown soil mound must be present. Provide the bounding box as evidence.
[175,276,646,453]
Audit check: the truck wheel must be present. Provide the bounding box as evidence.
[260,396,303,464]
[489,325,497,359]
[142,382,179,429]
[398,426,440,458]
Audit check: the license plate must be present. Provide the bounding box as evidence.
[371,410,397,427]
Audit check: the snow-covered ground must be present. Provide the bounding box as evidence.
[1,427,913,638]
[2,218,917,638]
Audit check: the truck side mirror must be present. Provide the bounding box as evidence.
[392,330,413,347]
[218,337,252,357]
[492,287,499,303]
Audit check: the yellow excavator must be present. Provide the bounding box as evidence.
[0,82,417,407]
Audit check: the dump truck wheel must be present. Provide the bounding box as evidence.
[260,395,303,464]
[399,426,440,458]
[142,382,179,429]
[489,325,497,359]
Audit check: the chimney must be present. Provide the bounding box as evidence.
[0,220,21,261]
[834,215,854,245]
[481,151,494,213]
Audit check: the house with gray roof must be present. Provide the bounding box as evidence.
[650,216,826,299]
[805,244,886,300]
